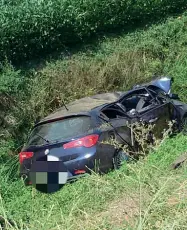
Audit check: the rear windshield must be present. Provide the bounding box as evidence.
[26,116,93,147]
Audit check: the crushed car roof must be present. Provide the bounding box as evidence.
[38,92,125,124]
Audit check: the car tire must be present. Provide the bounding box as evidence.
[113,149,129,170]
[180,115,187,134]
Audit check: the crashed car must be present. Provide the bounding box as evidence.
[19,77,187,186]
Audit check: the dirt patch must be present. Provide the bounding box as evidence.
[76,192,149,230]
[167,181,187,207]
[96,195,140,227]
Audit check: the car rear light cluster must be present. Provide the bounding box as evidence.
[19,152,33,164]
[63,134,99,149]
[74,170,86,175]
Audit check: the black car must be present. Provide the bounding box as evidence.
[19,77,187,188]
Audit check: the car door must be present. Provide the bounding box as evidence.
[139,102,172,139]
[109,117,134,147]
[98,105,135,170]
[101,104,138,149]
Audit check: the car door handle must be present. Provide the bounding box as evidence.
[149,117,158,123]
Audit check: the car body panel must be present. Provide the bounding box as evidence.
[134,77,172,94]
[139,102,174,138]
[172,100,187,118]
[148,77,172,94]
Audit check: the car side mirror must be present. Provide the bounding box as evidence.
[169,93,179,100]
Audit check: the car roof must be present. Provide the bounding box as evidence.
[38,92,125,124]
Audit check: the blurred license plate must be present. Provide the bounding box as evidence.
[47,155,59,161]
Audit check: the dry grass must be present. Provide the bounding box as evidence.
[10,49,154,142]
[89,193,148,229]
[34,50,152,108]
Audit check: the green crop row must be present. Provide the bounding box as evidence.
[0,0,187,62]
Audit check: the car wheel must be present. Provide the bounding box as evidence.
[180,115,187,134]
[113,149,129,170]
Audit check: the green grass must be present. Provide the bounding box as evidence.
[1,8,187,230]
[1,0,186,62]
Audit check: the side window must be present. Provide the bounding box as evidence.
[121,88,155,113]
[147,86,166,104]
[147,85,165,95]
[101,104,126,119]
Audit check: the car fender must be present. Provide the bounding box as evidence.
[172,100,187,119]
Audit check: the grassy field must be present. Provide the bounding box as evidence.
[0,0,186,62]
[1,8,187,230]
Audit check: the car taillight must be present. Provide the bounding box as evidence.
[74,169,86,175]
[63,134,99,149]
[19,152,33,164]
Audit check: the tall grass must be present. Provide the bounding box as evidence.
[1,135,187,229]
[0,0,187,62]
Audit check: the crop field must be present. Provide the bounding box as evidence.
[0,0,187,62]
[1,1,187,229]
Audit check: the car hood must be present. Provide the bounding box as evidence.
[150,77,172,94]
[133,77,172,94]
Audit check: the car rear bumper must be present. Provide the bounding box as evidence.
[19,153,96,186]
[20,170,89,186]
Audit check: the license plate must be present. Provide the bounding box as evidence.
[47,155,59,161]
